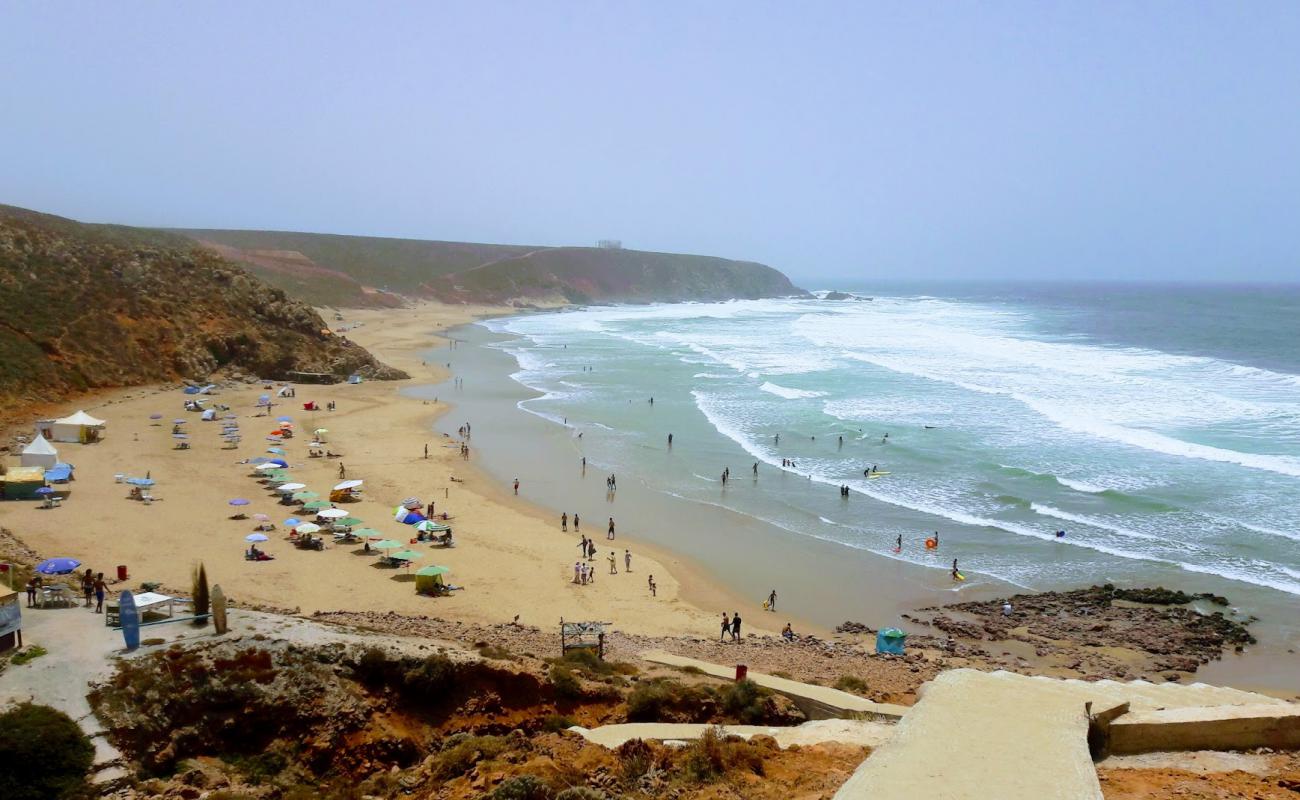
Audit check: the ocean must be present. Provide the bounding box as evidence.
[472,283,1300,618]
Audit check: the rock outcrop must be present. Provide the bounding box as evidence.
[0,205,406,416]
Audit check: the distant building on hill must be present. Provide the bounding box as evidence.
[596,239,623,249]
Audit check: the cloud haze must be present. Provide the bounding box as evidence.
[2,2,1298,282]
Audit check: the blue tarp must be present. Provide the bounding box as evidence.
[876,628,906,655]
[45,464,73,482]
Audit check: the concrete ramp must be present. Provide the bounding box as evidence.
[639,650,908,721]
[834,669,1104,800]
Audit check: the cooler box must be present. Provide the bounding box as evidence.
[876,628,906,655]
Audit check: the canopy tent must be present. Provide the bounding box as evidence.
[44,410,106,444]
[20,434,59,469]
[415,565,450,594]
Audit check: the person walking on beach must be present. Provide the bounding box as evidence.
[752,462,758,476]
[768,589,777,611]
[624,549,632,572]
[608,551,617,575]
[25,575,40,607]
[513,477,519,495]
[895,534,902,552]
[648,575,656,596]
[731,612,742,641]
[93,572,106,613]
[574,513,580,532]
[573,562,581,583]
[578,535,587,556]
[81,568,94,608]
[424,443,429,459]
[587,539,597,561]
[338,463,346,479]
[562,513,568,531]
[607,517,616,540]
[720,613,731,641]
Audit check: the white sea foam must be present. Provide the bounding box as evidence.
[1054,476,1108,493]
[1029,503,1160,541]
[759,382,827,400]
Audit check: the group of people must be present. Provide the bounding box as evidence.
[23,568,107,612]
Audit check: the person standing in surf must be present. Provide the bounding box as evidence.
[951,559,961,581]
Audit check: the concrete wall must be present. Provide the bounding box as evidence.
[1109,704,1300,754]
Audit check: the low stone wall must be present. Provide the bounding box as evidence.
[1109,704,1300,754]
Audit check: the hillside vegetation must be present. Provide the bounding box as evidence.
[0,205,405,417]
[179,228,804,307]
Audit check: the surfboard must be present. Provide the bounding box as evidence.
[954,572,966,582]
[867,472,892,478]
[211,584,228,634]
[119,590,140,650]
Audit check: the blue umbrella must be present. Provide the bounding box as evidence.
[276,415,293,422]
[245,532,269,542]
[283,517,302,527]
[35,487,55,495]
[229,498,251,506]
[266,458,288,468]
[36,558,81,575]
[125,477,155,487]
[267,447,286,455]
[173,419,187,424]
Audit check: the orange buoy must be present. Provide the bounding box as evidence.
[925,538,938,550]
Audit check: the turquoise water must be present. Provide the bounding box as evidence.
[480,284,1300,611]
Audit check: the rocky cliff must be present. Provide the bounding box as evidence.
[0,205,406,416]
[179,229,806,307]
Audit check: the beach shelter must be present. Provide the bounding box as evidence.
[20,434,59,469]
[46,410,106,443]
[876,628,907,655]
[415,565,450,594]
[1,467,47,500]
[313,428,329,443]
[201,409,217,421]
[393,506,427,525]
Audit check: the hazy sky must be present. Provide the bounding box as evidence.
[3,3,1298,282]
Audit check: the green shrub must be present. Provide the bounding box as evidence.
[541,714,576,732]
[555,788,607,800]
[548,664,583,699]
[834,675,869,693]
[0,703,94,800]
[432,735,508,779]
[680,727,763,783]
[11,645,47,666]
[490,774,554,800]
[625,678,716,722]
[402,654,458,697]
[477,644,514,661]
[354,647,394,685]
[718,679,771,724]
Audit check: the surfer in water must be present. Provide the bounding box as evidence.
[895,534,902,552]
[881,432,889,444]
[951,559,961,581]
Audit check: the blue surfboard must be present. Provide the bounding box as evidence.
[119,590,141,650]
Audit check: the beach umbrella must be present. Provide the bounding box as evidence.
[125,477,155,487]
[253,513,269,521]
[245,533,269,542]
[228,498,250,506]
[255,463,280,470]
[293,491,321,500]
[415,565,450,577]
[267,447,286,455]
[264,471,290,481]
[265,458,289,468]
[372,539,403,550]
[295,523,322,534]
[352,528,383,539]
[276,415,293,422]
[302,500,331,510]
[149,413,163,420]
[278,482,306,492]
[390,550,422,562]
[334,479,363,491]
[314,428,328,435]
[414,520,447,532]
[338,516,364,527]
[35,487,56,496]
[173,419,187,424]
[284,517,302,527]
[317,508,348,519]
[35,558,80,575]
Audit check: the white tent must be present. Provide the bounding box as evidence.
[20,434,59,469]
[46,410,107,444]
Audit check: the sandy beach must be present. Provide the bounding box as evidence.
[0,303,731,636]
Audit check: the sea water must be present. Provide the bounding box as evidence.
[477,284,1300,614]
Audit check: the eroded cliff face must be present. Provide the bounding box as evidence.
[0,205,405,416]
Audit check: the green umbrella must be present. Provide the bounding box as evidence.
[265,470,290,480]
[292,491,320,500]
[352,528,383,538]
[372,540,403,550]
[338,516,364,527]
[302,500,331,510]
[390,550,422,561]
[415,565,450,576]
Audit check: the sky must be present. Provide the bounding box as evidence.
[2,2,1298,283]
